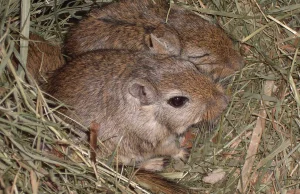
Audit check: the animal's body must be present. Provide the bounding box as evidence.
[46,50,228,170]
[64,0,243,82]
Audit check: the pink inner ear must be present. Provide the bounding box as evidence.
[149,32,180,55]
[129,83,145,98]
[150,33,168,54]
[128,80,157,105]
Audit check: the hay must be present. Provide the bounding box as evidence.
[180,0,300,193]
[0,0,299,193]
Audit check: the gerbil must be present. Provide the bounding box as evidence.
[65,0,180,57]
[46,50,228,171]
[64,0,243,82]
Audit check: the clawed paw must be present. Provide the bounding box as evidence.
[172,148,190,161]
[138,157,170,172]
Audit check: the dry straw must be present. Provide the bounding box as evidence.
[0,0,299,193]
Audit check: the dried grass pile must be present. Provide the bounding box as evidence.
[0,0,299,193]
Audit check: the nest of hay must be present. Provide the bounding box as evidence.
[0,0,299,193]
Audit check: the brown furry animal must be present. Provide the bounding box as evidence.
[46,50,228,171]
[64,0,243,82]
[65,0,180,57]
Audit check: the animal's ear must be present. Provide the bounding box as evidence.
[128,79,157,105]
[146,26,180,55]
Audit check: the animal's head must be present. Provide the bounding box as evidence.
[168,8,244,82]
[126,55,228,135]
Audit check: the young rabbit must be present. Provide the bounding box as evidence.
[46,50,228,171]
[64,0,243,82]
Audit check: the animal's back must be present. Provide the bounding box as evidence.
[64,0,177,57]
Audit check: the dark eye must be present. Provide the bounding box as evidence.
[167,96,189,108]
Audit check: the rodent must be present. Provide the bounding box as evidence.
[64,0,177,56]
[64,0,243,82]
[17,36,197,192]
[45,50,228,171]
[65,0,180,57]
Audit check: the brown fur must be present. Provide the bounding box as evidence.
[64,0,243,81]
[64,0,180,57]
[45,50,227,171]
[25,34,65,81]
[167,7,243,80]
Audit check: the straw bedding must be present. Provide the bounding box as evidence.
[0,0,299,193]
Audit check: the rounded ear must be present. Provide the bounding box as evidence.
[146,26,180,55]
[128,79,158,105]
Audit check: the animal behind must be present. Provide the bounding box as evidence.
[64,0,243,83]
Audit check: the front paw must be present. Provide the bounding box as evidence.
[138,157,170,172]
[172,148,190,162]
